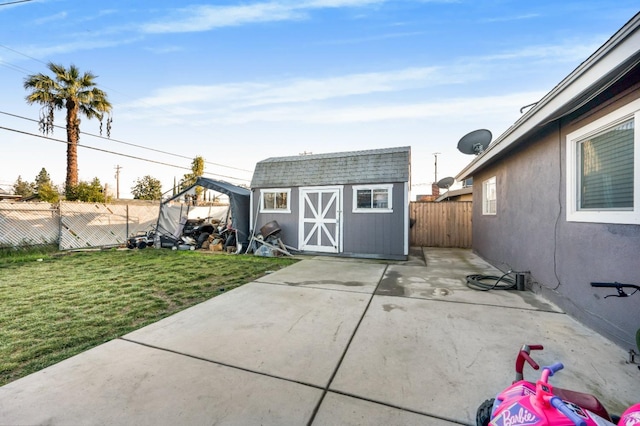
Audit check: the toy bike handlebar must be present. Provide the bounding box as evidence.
[550,396,587,426]
[515,344,544,379]
[541,362,563,382]
[544,362,564,375]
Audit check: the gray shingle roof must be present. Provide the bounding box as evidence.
[251,146,410,188]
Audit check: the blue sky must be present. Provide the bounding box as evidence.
[1,0,638,198]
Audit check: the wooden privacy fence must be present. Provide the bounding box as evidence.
[410,201,472,248]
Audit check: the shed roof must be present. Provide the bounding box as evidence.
[251,146,410,188]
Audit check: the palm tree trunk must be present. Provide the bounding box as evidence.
[65,99,80,192]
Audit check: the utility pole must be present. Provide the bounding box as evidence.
[433,152,441,183]
[114,165,122,199]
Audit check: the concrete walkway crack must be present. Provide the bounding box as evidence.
[305,264,389,425]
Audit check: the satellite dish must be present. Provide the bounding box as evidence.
[437,177,455,189]
[457,129,492,155]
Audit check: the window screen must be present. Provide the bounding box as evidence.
[579,119,634,210]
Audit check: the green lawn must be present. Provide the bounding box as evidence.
[0,248,298,386]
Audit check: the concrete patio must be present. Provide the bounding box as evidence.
[1,248,638,425]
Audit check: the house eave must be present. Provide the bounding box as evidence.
[456,12,640,181]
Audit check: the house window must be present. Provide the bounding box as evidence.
[566,98,639,224]
[482,176,496,215]
[353,184,393,213]
[260,188,291,213]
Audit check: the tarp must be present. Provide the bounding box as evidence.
[156,177,251,245]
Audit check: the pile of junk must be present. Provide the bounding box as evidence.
[126,204,241,252]
[125,177,294,257]
[247,220,294,257]
[127,177,250,253]
[127,216,294,257]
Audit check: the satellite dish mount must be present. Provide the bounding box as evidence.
[437,177,455,190]
[457,129,492,155]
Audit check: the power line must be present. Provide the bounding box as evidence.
[0,110,254,173]
[0,44,254,174]
[0,0,34,6]
[0,125,250,183]
[0,43,45,67]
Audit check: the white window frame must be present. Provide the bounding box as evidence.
[260,188,291,213]
[566,98,640,224]
[482,176,496,215]
[352,184,393,213]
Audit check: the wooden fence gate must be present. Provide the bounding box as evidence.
[410,202,472,248]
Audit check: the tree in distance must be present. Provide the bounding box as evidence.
[132,176,163,200]
[180,156,205,202]
[68,178,108,203]
[12,176,34,198]
[34,168,60,203]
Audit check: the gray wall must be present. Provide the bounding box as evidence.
[250,189,299,250]
[342,183,406,259]
[471,89,640,349]
[251,182,407,260]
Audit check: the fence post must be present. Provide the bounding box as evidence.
[57,202,62,250]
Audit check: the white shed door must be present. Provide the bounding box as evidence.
[299,187,342,253]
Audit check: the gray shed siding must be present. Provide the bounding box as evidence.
[251,189,300,250]
[342,183,407,258]
[471,88,640,349]
[251,183,407,259]
[250,147,410,260]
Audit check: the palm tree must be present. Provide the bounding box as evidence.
[24,63,112,197]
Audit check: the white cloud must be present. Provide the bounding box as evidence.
[208,91,547,124]
[140,0,388,33]
[141,3,306,33]
[122,82,545,127]
[33,11,68,25]
[20,36,143,58]
[300,0,384,7]
[478,40,603,64]
[480,13,540,23]
[123,66,447,111]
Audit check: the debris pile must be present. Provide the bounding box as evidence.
[127,216,241,253]
[248,220,293,257]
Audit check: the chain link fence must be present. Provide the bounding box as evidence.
[0,201,159,250]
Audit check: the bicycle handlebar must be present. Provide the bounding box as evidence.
[591,282,640,289]
[591,282,640,298]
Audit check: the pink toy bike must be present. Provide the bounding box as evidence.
[476,348,640,426]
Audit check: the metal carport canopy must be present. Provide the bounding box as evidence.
[162,177,251,244]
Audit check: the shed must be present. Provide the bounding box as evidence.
[250,146,411,260]
[455,12,640,349]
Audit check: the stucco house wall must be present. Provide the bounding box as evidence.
[461,13,640,350]
[473,89,640,349]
